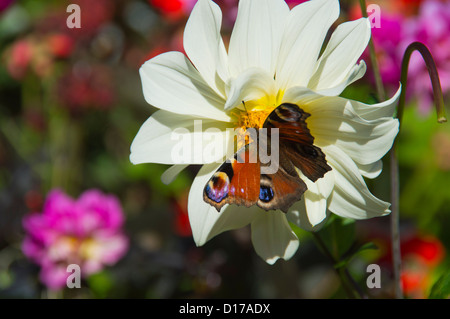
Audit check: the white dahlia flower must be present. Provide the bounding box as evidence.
[130,0,401,264]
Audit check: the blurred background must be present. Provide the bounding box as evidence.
[0,0,448,299]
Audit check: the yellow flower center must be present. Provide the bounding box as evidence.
[50,235,101,262]
[229,91,284,149]
[233,107,275,129]
[80,237,101,260]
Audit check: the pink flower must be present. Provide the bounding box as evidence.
[22,189,129,290]
[5,39,33,80]
[370,13,405,86]
[0,0,14,13]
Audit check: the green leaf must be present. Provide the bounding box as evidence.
[428,270,450,299]
[335,242,379,270]
[318,216,356,261]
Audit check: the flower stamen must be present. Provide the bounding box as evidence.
[230,105,277,149]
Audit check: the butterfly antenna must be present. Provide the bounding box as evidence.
[242,101,249,115]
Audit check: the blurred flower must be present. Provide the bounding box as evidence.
[46,33,75,59]
[149,0,197,20]
[4,38,32,80]
[0,0,14,13]
[57,64,116,112]
[22,189,129,290]
[397,0,425,13]
[131,0,400,264]
[67,0,115,38]
[171,192,192,237]
[400,234,445,298]
[24,189,44,212]
[369,12,405,87]
[367,0,424,16]
[4,32,75,80]
[401,235,445,267]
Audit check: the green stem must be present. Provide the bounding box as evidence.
[312,232,364,299]
[359,0,387,101]
[43,72,83,195]
[389,147,402,299]
[359,0,403,299]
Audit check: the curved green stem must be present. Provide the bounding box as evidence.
[397,42,447,126]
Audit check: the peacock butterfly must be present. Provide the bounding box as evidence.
[203,103,332,213]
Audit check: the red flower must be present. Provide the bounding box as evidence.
[171,193,192,237]
[150,0,183,15]
[401,236,445,267]
[46,33,75,59]
[400,234,446,298]
[57,64,115,112]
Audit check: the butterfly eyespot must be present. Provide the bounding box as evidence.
[205,173,230,203]
[259,185,274,203]
[275,107,299,122]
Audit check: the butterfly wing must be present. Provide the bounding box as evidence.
[256,143,307,212]
[203,143,261,212]
[264,103,331,182]
[203,133,307,213]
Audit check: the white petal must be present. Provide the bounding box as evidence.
[140,51,230,121]
[303,170,334,227]
[224,67,278,110]
[357,160,383,179]
[313,114,399,166]
[228,0,289,77]
[251,210,299,264]
[287,169,334,229]
[287,200,329,232]
[309,18,371,92]
[276,0,340,90]
[324,145,391,219]
[130,110,233,165]
[282,86,318,104]
[161,164,188,185]
[314,61,367,96]
[188,163,259,246]
[352,85,402,120]
[184,0,228,96]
